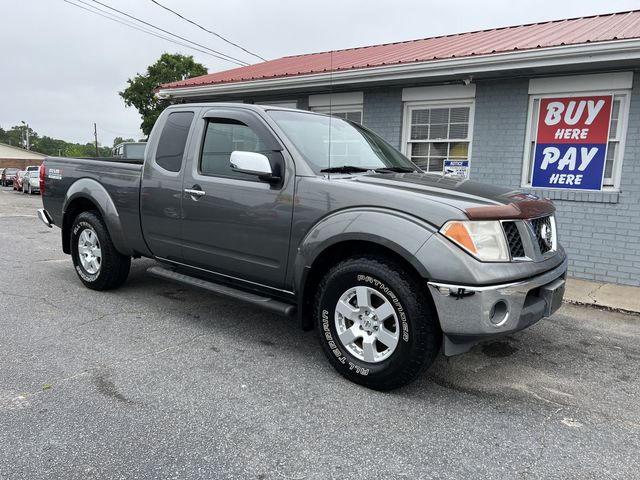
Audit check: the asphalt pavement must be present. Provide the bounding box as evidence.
[1,186,639,479]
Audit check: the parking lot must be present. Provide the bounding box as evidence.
[1,185,639,479]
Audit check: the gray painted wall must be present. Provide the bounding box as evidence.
[224,73,640,286]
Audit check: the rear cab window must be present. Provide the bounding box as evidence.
[155,111,194,172]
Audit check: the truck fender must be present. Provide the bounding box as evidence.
[292,208,438,325]
[62,178,133,256]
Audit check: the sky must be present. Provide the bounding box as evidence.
[2,0,639,147]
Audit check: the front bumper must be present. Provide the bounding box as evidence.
[428,255,568,355]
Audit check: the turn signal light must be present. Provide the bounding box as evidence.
[440,220,510,262]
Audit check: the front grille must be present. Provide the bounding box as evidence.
[503,221,525,258]
[530,216,554,254]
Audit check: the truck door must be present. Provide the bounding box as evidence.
[180,108,295,289]
[140,109,195,261]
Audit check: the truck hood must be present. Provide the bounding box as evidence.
[347,172,553,220]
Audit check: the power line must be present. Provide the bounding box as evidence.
[88,0,250,66]
[61,0,243,64]
[149,0,266,62]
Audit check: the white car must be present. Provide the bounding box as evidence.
[22,170,40,195]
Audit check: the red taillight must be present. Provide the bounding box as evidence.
[39,163,46,195]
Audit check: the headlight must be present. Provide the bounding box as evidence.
[440,220,509,262]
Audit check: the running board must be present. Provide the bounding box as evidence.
[147,265,297,317]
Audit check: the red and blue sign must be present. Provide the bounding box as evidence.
[531,95,612,191]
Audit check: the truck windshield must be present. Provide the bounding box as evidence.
[268,110,419,174]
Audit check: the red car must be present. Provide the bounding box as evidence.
[1,167,19,186]
[12,170,26,191]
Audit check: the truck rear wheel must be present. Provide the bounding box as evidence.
[70,211,130,290]
[315,256,441,390]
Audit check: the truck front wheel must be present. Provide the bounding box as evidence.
[315,256,441,390]
[70,211,130,290]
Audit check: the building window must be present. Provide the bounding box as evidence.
[402,101,474,173]
[309,105,363,124]
[308,92,364,124]
[522,92,630,189]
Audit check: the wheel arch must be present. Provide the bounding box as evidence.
[293,208,438,330]
[61,179,132,256]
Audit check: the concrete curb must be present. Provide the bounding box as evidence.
[564,277,640,315]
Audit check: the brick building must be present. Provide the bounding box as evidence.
[158,10,640,286]
[0,143,45,170]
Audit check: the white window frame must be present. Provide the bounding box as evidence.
[521,89,631,191]
[309,104,364,123]
[255,100,298,109]
[401,98,475,174]
[308,92,364,123]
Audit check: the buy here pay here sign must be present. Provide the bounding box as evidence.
[531,95,612,190]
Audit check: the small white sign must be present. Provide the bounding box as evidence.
[443,160,469,178]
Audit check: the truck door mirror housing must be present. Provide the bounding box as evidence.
[230,151,280,184]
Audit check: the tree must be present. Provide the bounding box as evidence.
[119,53,207,135]
[112,136,135,147]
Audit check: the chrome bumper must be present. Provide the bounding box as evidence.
[428,256,568,355]
[37,208,53,228]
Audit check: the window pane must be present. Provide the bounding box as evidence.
[345,111,362,124]
[448,142,469,158]
[411,109,429,125]
[430,108,448,124]
[604,142,617,180]
[411,143,429,156]
[428,158,445,172]
[429,124,449,140]
[449,123,468,139]
[200,120,267,180]
[450,107,469,123]
[411,125,429,140]
[430,143,448,157]
[609,99,621,138]
[155,111,194,172]
[411,157,428,168]
[530,99,540,137]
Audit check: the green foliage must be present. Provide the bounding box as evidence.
[112,136,135,147]
[120,53,207,135]
[0,125,111,157]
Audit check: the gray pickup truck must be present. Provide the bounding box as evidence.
[38,104,567,390]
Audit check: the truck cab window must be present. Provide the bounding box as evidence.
[155,111,194,172]
[200,119,270,180]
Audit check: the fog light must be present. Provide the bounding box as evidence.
[490,300,509,326]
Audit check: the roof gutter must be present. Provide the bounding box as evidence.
[157,39,640,99]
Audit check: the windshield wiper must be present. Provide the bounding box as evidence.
[320,165,370,174]
[374,166,416,173]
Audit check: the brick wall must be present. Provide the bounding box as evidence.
[471,77,640,286]
[0,158,43,169]
[363,87,404,149]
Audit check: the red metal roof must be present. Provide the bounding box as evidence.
[161,10,640,90]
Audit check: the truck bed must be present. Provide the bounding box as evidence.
[42,156,148,256]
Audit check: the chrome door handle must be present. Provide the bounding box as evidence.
[184,188,205,197]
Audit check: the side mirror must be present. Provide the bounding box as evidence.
[230,151,280,184]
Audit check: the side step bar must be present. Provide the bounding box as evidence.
[147,265,297,317]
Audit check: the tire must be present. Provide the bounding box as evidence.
[70,211,131,290]
[315,256,441,391]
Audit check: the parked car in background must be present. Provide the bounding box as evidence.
[112,142,146,161]
[12,170,26,191]
[22,170,40,194]
[1,168,19,186]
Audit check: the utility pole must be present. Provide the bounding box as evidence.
[21,121,30,150]
[93,123,99,157]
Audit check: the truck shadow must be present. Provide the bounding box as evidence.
[123,259,639,417]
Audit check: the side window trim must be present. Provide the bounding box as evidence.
[196,110,285,185]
